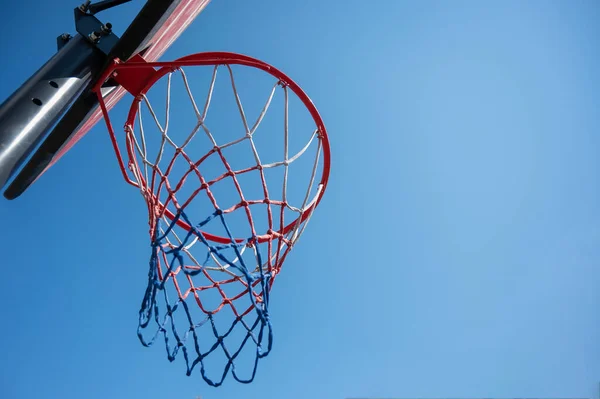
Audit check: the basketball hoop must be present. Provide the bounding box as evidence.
[94,52,330,385]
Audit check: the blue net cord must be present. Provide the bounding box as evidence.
[137,209,275,387]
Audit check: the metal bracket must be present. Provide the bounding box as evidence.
[74,7,120,55]
[56,33,72,50]
[110,54,157,96]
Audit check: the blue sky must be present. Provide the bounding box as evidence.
[1,0,600,398]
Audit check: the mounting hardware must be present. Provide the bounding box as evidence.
[78,0,91,13]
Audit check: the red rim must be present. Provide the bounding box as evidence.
[100,52,331,245]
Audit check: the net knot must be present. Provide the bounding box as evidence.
[247,235,259,247]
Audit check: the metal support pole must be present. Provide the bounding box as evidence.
[0,34,104,189]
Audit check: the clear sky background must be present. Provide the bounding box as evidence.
[1,1,599,398]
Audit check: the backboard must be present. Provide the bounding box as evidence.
[0,0,210,199]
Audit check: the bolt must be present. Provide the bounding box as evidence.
[78,0,91,12]
[89,32,100,43]
[101,23,112,34]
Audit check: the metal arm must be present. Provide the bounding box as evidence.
[83,0,134,15]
